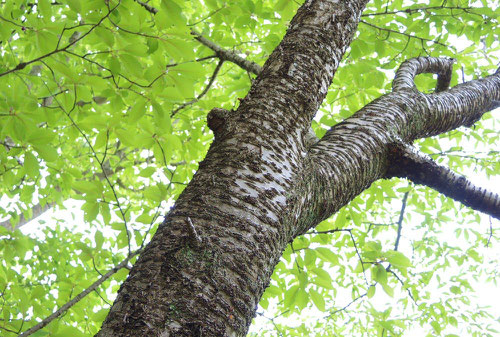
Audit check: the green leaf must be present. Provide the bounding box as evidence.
[309,288,326,311]
[95,231,104,249]
[53,326,87,337]
[33,144,58,162]
[139,167,157,177]
[24,152,39,179]
[385,251,411,269]
[311,268,333,289]
[315,247,338,265]
[82,200,99,222]
[283,284,300,308]
[67,0,82,13]
[161,0,186,27]
[373,264,387,285]
[430,321,441,334]
[367,286,376,299]
[108,57,121,75]
[120,54,143,77]
[381,283,394,297]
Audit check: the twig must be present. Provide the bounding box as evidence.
[328,292,368,316]
[361,20,450,48]
[486,217,493,247]
[387,268,417,304]
[18,249,142,337]
[133,0,158,14]
[41,76,133,253]
[171,59,225,116]
[394,191,409,251]
[348,229,369,287]
[0,2,121,78]
[361,6,479,17]
[191,30,262,75]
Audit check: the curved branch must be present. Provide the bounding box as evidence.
[392,56,455,92]
[301,57,499,235]
[385,142,500,219]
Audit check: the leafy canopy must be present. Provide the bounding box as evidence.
[0,0,499,336]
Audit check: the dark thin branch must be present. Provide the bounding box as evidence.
[386,142,500,219]
[0,2,120,78]
[394,191,409,251]
[305,228,352,235]
[171,59,225,116]
[387,268,417,304]
[348,230,369,287]
[361,6,479,17]
[128,1,263,78]
[0,14,33,30]
[486,217,493,247]
[361,20,450,49]
[256,312,283,337]
[328,292,368,316]
[18,249,142,337]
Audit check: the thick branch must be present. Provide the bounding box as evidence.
[393,56,455,92]
[385,143,500,219]
[0,202,53,230]
[298,58,499,235]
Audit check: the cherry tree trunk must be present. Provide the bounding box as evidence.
[96,0,500,336]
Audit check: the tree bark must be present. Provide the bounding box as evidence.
[97,1,500,336]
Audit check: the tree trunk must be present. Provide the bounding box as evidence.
[96,1,500,336]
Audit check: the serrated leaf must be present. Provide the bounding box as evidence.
[24,152,39,179]
[33,144,58,162]
[309,288,326,311]
[381,283,393,297]
[385,251,411,269]
[315,247,338,265]
[374,264,388,285]
[367,285,376,298]
[283,284,300,308]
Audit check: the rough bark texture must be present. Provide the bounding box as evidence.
[97,1,370,336]
[97,1,500,337]
[386,142,500,219]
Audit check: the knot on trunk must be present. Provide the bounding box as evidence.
[207,107,230,136]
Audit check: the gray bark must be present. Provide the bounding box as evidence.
[97,1,500,336]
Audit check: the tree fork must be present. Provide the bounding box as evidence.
[96,1,499,336]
